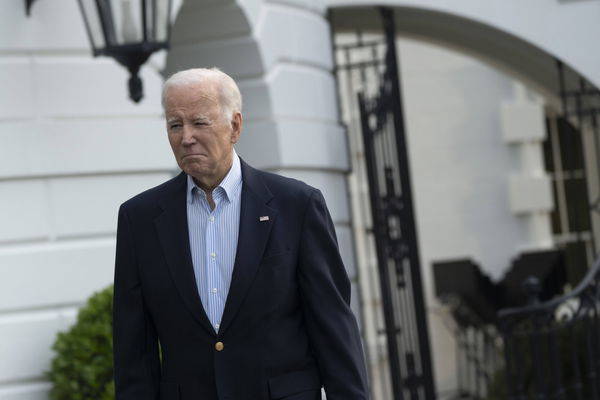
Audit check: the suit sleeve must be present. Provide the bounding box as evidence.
[297,189,370,400]
[113,205,161,400]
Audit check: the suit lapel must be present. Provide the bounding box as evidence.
[219,161,276,334]
[154,173,216,336]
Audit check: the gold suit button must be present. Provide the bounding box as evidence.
[215,341,224,351]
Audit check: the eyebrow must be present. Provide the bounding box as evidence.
[166,115,211,125]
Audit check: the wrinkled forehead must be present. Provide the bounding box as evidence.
[164,81,221,115]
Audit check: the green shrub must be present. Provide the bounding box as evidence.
[48,285,114,400]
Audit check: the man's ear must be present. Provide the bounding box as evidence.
[231,112,242,144]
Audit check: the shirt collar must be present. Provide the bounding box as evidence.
[187,150,242,204]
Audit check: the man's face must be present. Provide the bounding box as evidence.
[164,81,241,186]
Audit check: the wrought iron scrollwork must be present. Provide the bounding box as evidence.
[498,257,600,400]
[356,7,436,400]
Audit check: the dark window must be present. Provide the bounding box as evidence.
[543,116,593,285]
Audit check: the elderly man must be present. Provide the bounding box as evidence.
[113,68,369,400]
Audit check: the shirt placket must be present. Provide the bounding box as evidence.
[191,189,208,312]
[205,190,222,332]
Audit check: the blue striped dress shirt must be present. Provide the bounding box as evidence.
[186,153,242,332]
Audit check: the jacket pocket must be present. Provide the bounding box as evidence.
[159,381,180,400]
[261,249,292,264]
[268,368,322,399]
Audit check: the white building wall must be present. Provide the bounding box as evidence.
[0,2,174,399]
[1,0,599,399]
[396,37,551,394]
[401,37,530,282]
[1,1,353,398]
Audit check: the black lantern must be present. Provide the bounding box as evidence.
[78,0,172,102]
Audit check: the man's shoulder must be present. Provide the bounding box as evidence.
[250,167,318,200]
[120,172,184,212]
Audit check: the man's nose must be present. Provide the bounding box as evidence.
[181,125,195,146]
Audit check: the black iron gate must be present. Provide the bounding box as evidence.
[333,8,436,400]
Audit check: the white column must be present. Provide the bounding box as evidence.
[502,84,554,249]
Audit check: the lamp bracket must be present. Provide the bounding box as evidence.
[25,0,37,16]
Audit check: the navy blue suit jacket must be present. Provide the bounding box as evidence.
[113,159,369,400]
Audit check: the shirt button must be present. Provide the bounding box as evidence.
[212,288,218,293]
[215,341,224,351]
[215,323,220,329]
[209,216,214,222]
[210,252,216,258]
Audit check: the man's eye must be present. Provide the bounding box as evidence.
[169,124,182,129]
[194,121,208,126]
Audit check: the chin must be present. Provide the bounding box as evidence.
[181,162,213,177]
[183,166,204,176]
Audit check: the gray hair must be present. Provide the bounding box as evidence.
[162,67,242,121]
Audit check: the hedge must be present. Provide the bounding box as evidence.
[48,285,114,400]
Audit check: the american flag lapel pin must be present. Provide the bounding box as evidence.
[259,216,269,222]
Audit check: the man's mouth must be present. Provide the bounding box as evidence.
[182,154,204,159]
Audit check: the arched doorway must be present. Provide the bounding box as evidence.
[331,4,600,400]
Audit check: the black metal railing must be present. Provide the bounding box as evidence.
[442,298,503,400]
[498,256,600,400]
[433,252,568,399]
[434,259,504,399]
